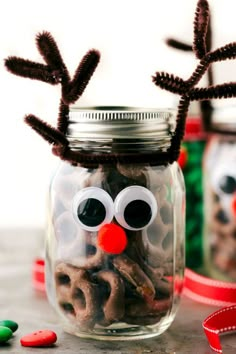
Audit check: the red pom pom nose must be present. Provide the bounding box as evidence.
[97,223,127,254]
[231,193,236,218]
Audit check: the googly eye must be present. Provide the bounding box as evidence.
[219,175,236,194]
[72,187,114,231]
[212,165,236,195]
[114,186,158,231]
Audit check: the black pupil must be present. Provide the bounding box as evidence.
[124,200,152,228]
[77,198,106,227]
[219,175,236,194]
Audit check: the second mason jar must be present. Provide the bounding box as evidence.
[204,107,236,281]
[46,107,185,340]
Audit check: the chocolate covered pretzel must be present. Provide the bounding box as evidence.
[96,270,125,324]
[113,254,156,300]
[55,263,99,330]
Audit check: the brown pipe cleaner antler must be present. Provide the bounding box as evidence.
[4,31,173,166]
[153,0,236,162]
[5,31,101,163]
[166,10,213,132]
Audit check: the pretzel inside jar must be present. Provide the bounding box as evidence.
[49,163,177,328]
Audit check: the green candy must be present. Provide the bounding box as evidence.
[0,326,12,343]
[0,320,18,333]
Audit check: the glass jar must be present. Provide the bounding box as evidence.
[46,107,185,340]
[204,107,236,281]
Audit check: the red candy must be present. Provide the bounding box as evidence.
[20,330,57,347]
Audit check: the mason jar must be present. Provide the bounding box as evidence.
[204,107,236,281]
[46,107,185,340]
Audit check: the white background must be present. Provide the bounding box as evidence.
[0,0,236,229]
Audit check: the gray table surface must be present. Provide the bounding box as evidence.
[1,229,236,354]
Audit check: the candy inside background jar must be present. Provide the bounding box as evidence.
[46,161,185,338]
[204,135,236,281]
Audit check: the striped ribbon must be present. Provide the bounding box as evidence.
[184,268,236,353]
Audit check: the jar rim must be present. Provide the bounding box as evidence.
[67,106,176,141]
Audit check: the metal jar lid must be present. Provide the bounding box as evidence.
[67,106,176,141]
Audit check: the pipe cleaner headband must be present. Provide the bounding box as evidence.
[4,0,236,165]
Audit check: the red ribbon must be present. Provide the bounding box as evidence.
[184,268,236,352]
[203,305,236,353]
[183,268,236,307]
[32,258,45,293]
